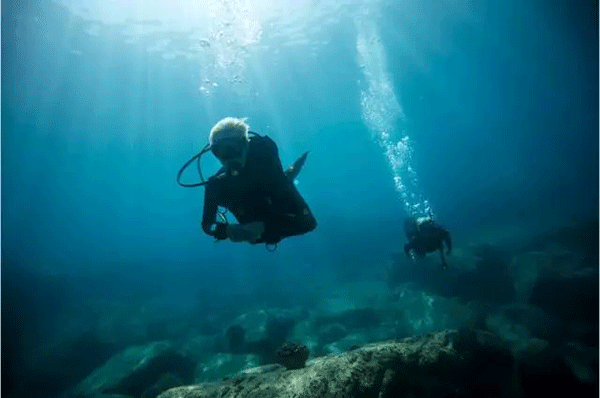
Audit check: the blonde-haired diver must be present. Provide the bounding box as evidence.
[178,117,315,248]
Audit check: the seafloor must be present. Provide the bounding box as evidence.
[3,218,598,398]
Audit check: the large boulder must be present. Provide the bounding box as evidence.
[518,218,598,258]
[222,308,305,345]
[388,245,516,305]
[25,331,121,397]
[196,353,259,383]
[509,249,589,303]
[509,251,552,302]
[528,268,598,345]
[216,308,306,366]
[158,329,517,398]
[313,308,382,334]
[387,285,478,338]
[517,340,599,397]
[67,341,196,398]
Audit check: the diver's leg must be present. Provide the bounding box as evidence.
[439,247,448,269]
[260,181,316,244]
[284,151,309,180]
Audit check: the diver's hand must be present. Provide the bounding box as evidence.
[244,221,265,243]
[226,222,264,243]
[226,224,251,242]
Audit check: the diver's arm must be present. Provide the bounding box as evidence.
[202,181,264,243]
[201,184,228,240]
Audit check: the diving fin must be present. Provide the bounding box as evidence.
[285,151,309,181]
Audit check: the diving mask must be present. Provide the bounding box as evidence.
[211,137,248,161]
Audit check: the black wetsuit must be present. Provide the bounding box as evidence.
[202,135,316,244]
[404,219,452,268]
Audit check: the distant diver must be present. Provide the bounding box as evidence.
[177,117,316,250]
[403,216,452,269]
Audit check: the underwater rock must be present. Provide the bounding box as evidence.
[264,314,296,349]
[175,334,217,365]
[510,250,586,303]
[450,245,517,305]
[495,303,562,342]
[332,333,368,353]
[313,307,381,333]
[25,331,120,398]
[448,270,516,305]
[145,318,196,343]
[528,270,598,345]
[389,248,516,305]
[484,311,553,360]
[219,310,299,365]
[195,353,259,383]
[518,217,599,258]
[560,341,599,385]
[517,341,599,397]
[68,341,196,398]
[509,251,552,302]
[225,308,302,343]
[386,286,480,338]
[140,373,184,398]
[317,322,348,345]
[275,342,309,370]
[469,243,512,272]
[225,324,246,354]
[245,338,279,365]
[158,329,519,398]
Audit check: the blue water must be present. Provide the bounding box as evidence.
[2,1,598,397]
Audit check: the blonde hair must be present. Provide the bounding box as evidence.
[209,117,249,146]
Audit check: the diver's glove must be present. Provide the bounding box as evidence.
[226,222,265,243]
[213,223,229,240]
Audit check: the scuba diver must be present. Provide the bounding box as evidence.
[177,117,316,249]
[403,216,452,269]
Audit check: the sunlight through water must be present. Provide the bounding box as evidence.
[58,0,358,96]
[57,0,434,216]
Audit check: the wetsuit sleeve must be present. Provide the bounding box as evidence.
[202,183,228,240]
[259,137,317,243]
